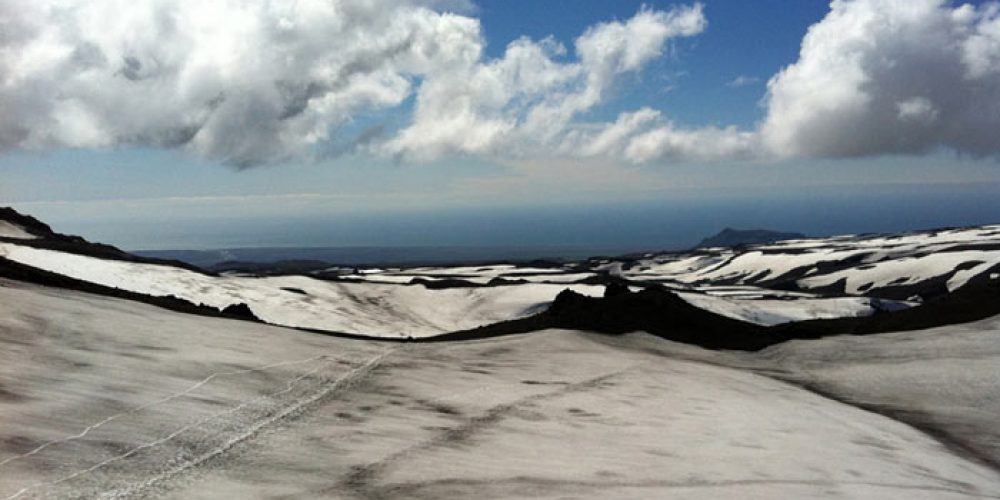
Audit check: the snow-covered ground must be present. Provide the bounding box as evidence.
[0,221,35,240]
[621,225,1000,293]
[2,280,998,499]
[0,242,604,338]
[796,250,1000,293]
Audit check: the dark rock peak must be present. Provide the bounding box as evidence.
[0,206,55,237]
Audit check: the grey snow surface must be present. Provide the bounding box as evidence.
[2,279,999,499]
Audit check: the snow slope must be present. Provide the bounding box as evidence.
[677,292,911,326]
[755,314,1000,469]
[614,310,1000,475]
[2,281,997,499]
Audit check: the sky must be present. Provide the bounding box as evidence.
[1,0,1000,250]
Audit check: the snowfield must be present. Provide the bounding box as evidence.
[2,280,999,499]
[621,225,1000,295]
[0,242,604,338]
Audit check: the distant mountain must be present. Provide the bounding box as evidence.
[696,228,806,249]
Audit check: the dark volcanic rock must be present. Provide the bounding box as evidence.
[603,282,631,298]
[409,277,485,289]
[545,287,775,350]
[220,302,262,321]
[0,207,55,237]
[434,286,777,350]
[697,228,806,249]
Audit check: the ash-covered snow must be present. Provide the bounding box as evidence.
[621,311,1000,476]
[2,281,998,499]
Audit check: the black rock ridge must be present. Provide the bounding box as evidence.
[697,227,806,249]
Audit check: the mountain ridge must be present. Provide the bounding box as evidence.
[696,227,807,248]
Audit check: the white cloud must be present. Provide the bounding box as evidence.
[383,4,707,160]
[557,106,757,164]
[624,122,758,163]
[896,96,939,124]
[761,0,1000,158]
[0,0,483,166]
[623,0,1000,164]
[4,0,999,168]
[726,75,759,87]
[0,0,708,166]
[575,108,663,157]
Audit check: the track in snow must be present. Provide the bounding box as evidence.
[7,349,395,500]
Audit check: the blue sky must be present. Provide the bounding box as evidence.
[475,0,830,127]
[2,0,999,250]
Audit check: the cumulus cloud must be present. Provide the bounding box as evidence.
[574,108,664,158]
[0,0,707,166]
[612,0,1000,164]
[5,0,999,168]
[557,106,758,164]
[383,4,707,160]
[0,0,482,166]
[760,0,1000,158]
[624,122,758,162]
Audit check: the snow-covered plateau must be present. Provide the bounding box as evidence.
[3,209,1000,498]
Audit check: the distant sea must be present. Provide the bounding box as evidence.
[53,181,999,263]
[133,244,655,268]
